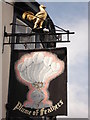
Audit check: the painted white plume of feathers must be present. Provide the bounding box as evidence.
[17,52,64,85]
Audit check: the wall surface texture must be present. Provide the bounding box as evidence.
[0,2,2,119]
[1,2,13,118]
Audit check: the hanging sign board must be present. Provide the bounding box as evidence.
[7,47,67,118]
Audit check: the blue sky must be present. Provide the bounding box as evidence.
[39,2,88,118]
[44,2,88,23]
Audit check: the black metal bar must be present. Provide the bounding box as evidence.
[4,40,70,45]
[4,32,75,37]
[9,36,11,43]
[2,26,6,53]
[10,23,29,27]
[54,25,68,32]
[10,23,67,32]
[67,30,69,41]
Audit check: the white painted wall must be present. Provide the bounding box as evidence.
[0,2,2,119]
[1,1,13,118]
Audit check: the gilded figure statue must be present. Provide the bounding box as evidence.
[22,5,47,29]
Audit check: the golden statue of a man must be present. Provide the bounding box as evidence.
[22,5,47,29]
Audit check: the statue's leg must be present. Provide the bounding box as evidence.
[34,18,40,29]
[39,20,44,28]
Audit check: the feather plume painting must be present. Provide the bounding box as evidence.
[15,51,64,109]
